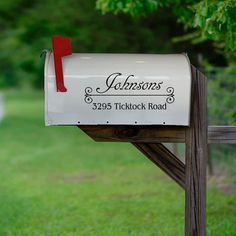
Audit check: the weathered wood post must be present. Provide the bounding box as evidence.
[44,36,236,236]
[185,66,207,235]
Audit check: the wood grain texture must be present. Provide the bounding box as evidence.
[79,125,236,144]
[133,143,185,189]
[208,126,236,144]
[80,125,186,143]
[77,65,236,236]
[185,66,207,236]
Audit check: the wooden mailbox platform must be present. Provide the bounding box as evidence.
[79,66,236,236]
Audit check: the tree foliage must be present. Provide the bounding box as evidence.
[96,0,236,51]
[207,65,236,125]
[0,0,234,92]
[0,0,206,88]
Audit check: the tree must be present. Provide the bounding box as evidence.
[96,0,236,52]
[96,0,236,125]
[0,0,234,89]
[0,0,209,88]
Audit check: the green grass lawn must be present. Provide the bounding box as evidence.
[0,90,235,236]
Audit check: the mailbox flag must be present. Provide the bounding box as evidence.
[52,36,72,92]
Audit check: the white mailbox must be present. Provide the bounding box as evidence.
[44,37,191,126]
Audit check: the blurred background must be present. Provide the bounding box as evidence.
[0,0,235,235]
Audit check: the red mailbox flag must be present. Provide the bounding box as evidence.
[52,36,72,92]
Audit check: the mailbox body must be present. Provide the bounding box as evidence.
[45,53,191,126]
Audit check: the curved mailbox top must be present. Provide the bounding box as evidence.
[45,53,191,126]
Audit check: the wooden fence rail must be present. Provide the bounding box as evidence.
[78,66,236,236]
[80,125,236,144]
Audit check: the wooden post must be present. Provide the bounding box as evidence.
[185,66,207,236]
[78,68,236,236]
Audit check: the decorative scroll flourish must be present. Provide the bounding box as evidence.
[84,87,93,104]
[84,86,175,104]
[166,87,175,104]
